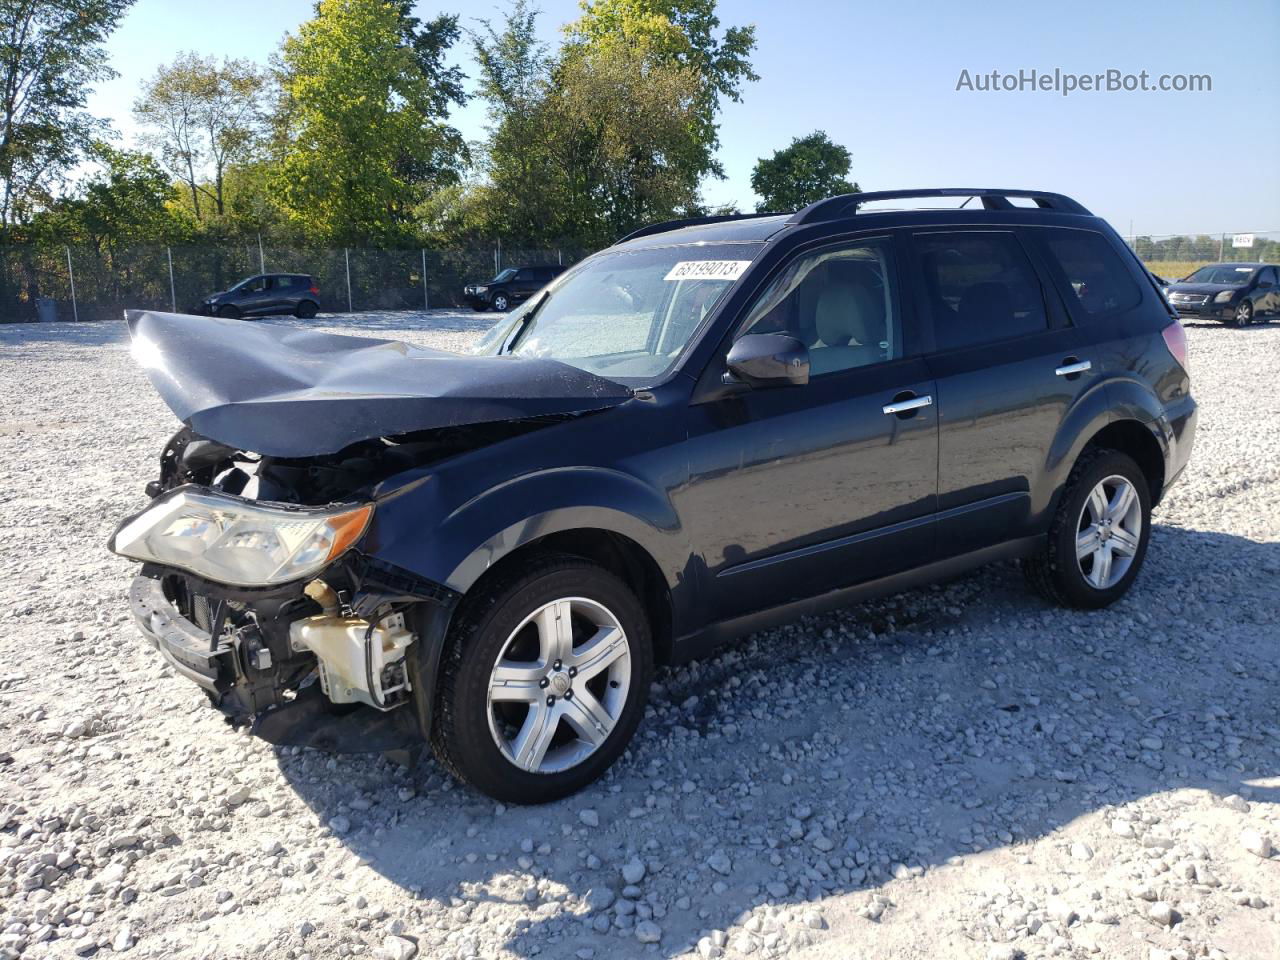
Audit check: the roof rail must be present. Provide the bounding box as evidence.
[789,188,1091,225]
[615,211,784,245]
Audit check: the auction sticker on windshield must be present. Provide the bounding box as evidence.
[664,260,752,282]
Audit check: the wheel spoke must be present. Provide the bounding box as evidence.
[571,625,626,683]
[1107,482,1136,523]
[1110,526,1140,556]
[511,702,559,771]
[490,662,544,702]
[560,690,613,746]
[1086,485,1107,523]
[535,600,574,665]
[1076,527,1101,560]
[1091,545,1113,588]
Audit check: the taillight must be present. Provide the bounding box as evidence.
[1161,320,1189,372]
[309,285,319,295]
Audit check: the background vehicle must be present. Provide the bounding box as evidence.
[463,264,565,312]
[113,188,1195,804]
[199,273,320,320]
[1165,262,1279,326]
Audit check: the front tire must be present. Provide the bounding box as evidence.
[215,305,241,319]
[1234,301,1253,326]
[1023,449,1151,609]
[491,292,510,312]
[431,557,653,803]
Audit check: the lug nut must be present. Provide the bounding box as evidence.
[546,695,555,706]
[564,689,573,700]
[539,677,549,688]
[553,659,562,670]
[568,666,577,678]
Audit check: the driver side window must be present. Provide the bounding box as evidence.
[740,238,902,376]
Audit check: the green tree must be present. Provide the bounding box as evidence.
[750,130,859,212]
[40,143,179,249]
[469,1,708,246]
[0,0,134,230]
[273,0,466,243]
[133,54,265,221]
[567,0,756,179]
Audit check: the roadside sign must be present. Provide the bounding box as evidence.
[1231,234,1255,248]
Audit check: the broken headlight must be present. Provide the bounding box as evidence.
[111,488,372,587]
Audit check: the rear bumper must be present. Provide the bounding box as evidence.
[1161,394,1197,496]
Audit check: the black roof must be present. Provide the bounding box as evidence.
[614,188,1097,250]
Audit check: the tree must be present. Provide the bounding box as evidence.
[750,131,859,213]
[555,42,704,242]
[567,0,756,179]
[273,0,467,243]
[469,1,716,245]
[133,55,265,221]
[0,0,133,230]
[40,143,178,249]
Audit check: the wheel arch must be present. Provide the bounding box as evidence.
[1082,419,1165,506]
[457,527,675,665]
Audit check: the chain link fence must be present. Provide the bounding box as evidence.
[2,232,1277,323]
[0,241,589,323]
[1122,231,1280,280]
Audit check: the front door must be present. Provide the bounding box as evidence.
[683,235,939,622]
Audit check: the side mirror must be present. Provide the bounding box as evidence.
[725,333,810,388]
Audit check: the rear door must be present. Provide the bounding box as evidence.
[909,228,1096,557]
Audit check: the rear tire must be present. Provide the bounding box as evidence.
[1023,449,1151,609]
[431,556,653,804]
[295,300,318,319]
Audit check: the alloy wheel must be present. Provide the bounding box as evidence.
[493,294,509,312]
[1075,475,1143,590]
[486,597,632,774]
[1236,302,1253,326]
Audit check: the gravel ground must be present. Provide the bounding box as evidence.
[0,310,1277,960]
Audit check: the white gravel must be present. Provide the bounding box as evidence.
[0,310,1277,960]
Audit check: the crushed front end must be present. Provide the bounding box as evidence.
[110,428,459,752]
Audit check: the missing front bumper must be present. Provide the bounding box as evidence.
[129,575,230,692]
[126,573,429,753]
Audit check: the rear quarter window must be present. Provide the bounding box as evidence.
[1040,229,1142,319]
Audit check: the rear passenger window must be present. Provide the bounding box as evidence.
[916,232,1048,350]
[1041,229,1142,318]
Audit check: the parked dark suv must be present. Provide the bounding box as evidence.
[199,273,320,320]
[111,188,1195,803]
[464,264,565,312]
[1165,262,1279,326]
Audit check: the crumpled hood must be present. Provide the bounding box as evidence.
[126,310,632,457]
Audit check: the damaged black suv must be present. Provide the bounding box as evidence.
[110,189,1196,803]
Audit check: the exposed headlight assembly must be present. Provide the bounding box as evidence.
[110,488,372,586]
[1214,291,1235,303]
[474,285,488,294]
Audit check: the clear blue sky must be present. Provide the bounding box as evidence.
[89,0,1280,237]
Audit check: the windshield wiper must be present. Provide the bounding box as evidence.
[503,290,551,354]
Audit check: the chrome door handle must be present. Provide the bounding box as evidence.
[1055,360,1092,377]
[882,395,933,415]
